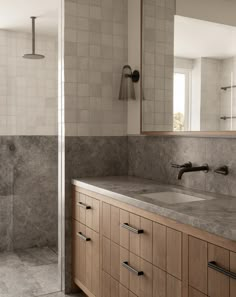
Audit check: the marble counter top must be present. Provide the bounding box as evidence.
[72,176,236,242]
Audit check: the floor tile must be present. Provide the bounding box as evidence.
[0,248,60,297]
[16,247,58,267]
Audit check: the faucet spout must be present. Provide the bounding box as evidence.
[178,164,209,180]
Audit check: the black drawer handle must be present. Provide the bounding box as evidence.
[208,261,236,280]
[77,202,91,210]
[121,223,144,234]
[77,232,91,242]
[122,261,144,276]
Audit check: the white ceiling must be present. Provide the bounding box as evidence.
[174,16,236,59]
[0,0,59,35]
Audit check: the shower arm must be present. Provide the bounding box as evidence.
[31,17,36,55]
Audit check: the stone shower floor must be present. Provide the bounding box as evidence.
[0,246,61,297]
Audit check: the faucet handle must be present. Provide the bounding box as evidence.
[214,166,229,176]
[171,162,192,169]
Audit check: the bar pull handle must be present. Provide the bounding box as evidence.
[121,223,144,234]
[208,261,236,280]
[77,202,91,209]
[77,232,91,242]
[122,261,144,276]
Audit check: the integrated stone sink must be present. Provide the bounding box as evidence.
[141,191,209,204]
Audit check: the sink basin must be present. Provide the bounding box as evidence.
[141,192,207,204]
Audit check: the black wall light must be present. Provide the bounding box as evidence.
[119,65,140,100]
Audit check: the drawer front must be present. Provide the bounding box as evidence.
[230,252,236,297]
[102,203,153,263]
[120,210,153,263]
[166,228,182,280]
[208,243,230,297]
[102,272,138,297]
[73,192,100,232]
[72,220,100,296]
[189,287,207,297]
[189,236,208,294]
[120,249,153,297]
[189,236,236,297]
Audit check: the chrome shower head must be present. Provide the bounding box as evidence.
[23,17,45,60]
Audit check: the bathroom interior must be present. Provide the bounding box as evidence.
[1,0,236,297]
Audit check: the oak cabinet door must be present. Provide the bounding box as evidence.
[189,236,208,294]
[73,192,100,232]
[153,222,166,271]
[153,266,166,297]
[166,228,182,280]
[86,227,100,296]
[208,243,230,297]
[102,272,119,297]
[121,251,153,297]
[230,252,236,297]
[102,203,111,239]
[189,287,207,297]
[73,221,86,286]
[73,220,100,296]
[166,274,181,297]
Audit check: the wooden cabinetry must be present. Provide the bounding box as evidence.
[189,236,236,297]
[72,186,236,297]
[72,220,100,297]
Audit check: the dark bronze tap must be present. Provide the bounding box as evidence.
[177,164,209,180]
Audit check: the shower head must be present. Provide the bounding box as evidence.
[23,17,45,60]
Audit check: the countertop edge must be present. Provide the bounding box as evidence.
[72,179,235,242]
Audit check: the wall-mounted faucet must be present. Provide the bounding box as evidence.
[171,162,209,180]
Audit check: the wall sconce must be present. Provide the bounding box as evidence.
[119,65,140,101]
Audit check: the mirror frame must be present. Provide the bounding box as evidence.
[140,0,236,137]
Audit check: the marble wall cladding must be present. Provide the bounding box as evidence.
[128,135,236,197]
[64,136,128,292]
[0,136,58,251]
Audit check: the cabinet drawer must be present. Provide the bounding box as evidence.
[73,192,100,232]
[189,236,236,297]
[120,248,153,297]
[166,228,182,280]
[189,287,207,297]
[120,210,153,263]
[72,220,100,296]
[208,243,230,297]
[102,272,138,297]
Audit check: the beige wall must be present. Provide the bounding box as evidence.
[127,0,141,135]
[177,0,236,26]
[0,30,58,135]
[64,0,128,137]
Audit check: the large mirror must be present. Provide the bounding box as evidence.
[142,0,236,133]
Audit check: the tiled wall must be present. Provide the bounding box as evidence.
[0,136,58,252]
[64,0,128,136]
[201,58,221,131]
[142,0,175,132]
[0,30,58,136]
[220,57,236,130]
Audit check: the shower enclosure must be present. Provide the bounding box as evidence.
[0,0,62,296]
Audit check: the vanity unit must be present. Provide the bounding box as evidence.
[72,177,236,297]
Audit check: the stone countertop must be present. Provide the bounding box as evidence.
[72,176,236,242]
